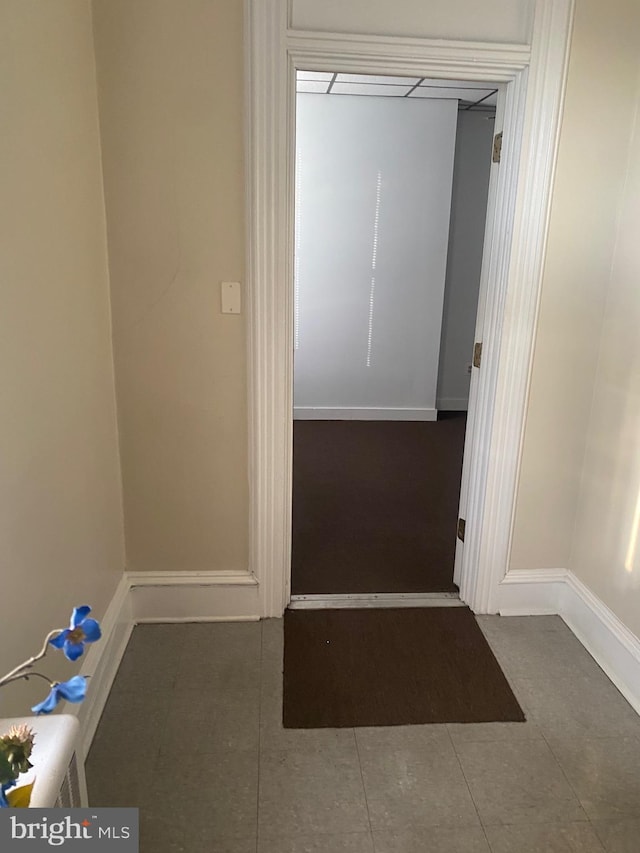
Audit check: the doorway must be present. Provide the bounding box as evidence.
[290,72,497,600]
[246,0,574,617]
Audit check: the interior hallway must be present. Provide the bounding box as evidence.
[292,415,466,595]
[87,616,640,852]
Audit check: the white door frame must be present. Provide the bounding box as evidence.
[246,0,575,617]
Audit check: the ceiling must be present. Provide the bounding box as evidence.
[297,72,498,110]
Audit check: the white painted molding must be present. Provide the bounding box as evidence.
[245,0,293,618]
[498,568,569,615]
[286,29,531,76]
[561,573,640,717]
[129,571,261,623]
[68,570,262,754]
[293,407,437,421]
[126,570,258,587]
[498,568,640,717]
[460,0,575,614]
[246,0,575,617]
[72,574,133,757]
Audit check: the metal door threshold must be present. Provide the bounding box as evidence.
[288,592,464,610]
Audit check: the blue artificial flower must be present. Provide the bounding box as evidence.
[31,676,87,715]
[49,606,101,662]
[0,780,16,808]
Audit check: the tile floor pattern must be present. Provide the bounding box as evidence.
[86,616,640,852]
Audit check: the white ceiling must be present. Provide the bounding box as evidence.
[297,72,498,109]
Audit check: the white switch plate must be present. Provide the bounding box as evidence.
[221,281,241,314]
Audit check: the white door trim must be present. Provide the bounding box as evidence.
[245,0,575,617]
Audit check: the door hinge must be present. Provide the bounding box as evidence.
[492,131,503,163]
[457,518,466,542]
[473,341,483,369]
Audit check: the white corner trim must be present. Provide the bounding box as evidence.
[498,568,640,717]
[293,407,437,421]
[497,568,569,615]
[72,574,133,758]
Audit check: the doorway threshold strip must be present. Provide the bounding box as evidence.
[288,592,465,609]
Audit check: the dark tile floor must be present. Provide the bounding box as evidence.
[86,616,640,852]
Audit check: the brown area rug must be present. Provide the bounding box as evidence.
[283,607,524,728]
[291,417,466,595]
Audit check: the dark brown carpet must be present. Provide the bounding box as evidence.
[292,416,466,594]
[283,607,525,728]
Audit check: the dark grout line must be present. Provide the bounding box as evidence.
[540,729,592,826]
[445,726,492,850]
[353,728,376,844]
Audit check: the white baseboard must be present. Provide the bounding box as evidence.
[498,568,640,717]
[293,407,438,421]
[128,571,261,622]
[73,574,134,758]
[73,564,640,757]
[497,568,569,615]
[561,572,640,717]
[435,397,469,411]
[69,570,261,756]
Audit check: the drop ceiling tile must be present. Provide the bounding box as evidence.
[335,73,420,86]
[296,71,334,82]
[420,77,499,90]
[409,87,471,100]
[330,82,413,97]
[470,91,498,107]
[296,81,331,94]
[409,87,494,102]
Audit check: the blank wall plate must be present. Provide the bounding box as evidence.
[221,281,241,314]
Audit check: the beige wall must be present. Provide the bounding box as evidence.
[69,0,640,642]
[0,1,125,716]
[510,0,640,571]
[568,76,640,635]
[2,0,639,723]
[92,0,248,573]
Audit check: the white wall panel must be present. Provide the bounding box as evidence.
[293,94,457,418]
[291,0,535,45]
